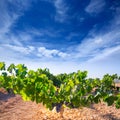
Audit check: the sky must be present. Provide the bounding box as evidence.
[0,0,120,78]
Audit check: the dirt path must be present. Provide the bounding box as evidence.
[0,88,120,120]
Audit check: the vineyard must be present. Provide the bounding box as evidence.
[0,62,120,119]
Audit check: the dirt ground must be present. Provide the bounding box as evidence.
[0,88,120,120]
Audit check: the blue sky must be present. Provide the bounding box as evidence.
[0,0,120,78]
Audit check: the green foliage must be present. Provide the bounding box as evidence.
[0,62,5,70]
[115,96,120,108]
[0,62,120,112]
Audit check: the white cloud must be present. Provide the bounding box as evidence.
[0,43,69,60]
[53,0,69,22]
[38,47,58,58]
[85,0,105,14]
[37,47,69,58]
[58,52,68,58]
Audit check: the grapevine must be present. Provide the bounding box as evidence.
[0,62,120,114]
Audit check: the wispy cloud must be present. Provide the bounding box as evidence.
[75,28,120,60]
[0,0,33,36]
[76,37,103,58]
[110,7,120,26]
[66,32,80,41]
[0,31,32,46]
[3,44,35,55]
[88,45,120,62]
[27,28,61,38]
[53,0,69,22]
[74,6,120,61]
[0,0,17,35]
[0,25,61,47]
[85,0,105,14]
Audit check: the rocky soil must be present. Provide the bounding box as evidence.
[0,88,120,120]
